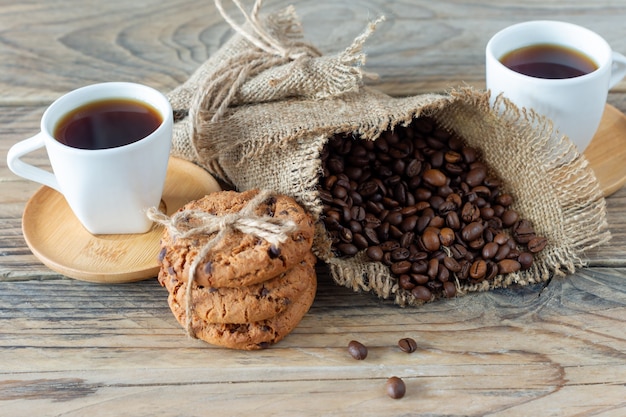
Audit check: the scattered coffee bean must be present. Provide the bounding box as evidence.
[319,118,547,300]
[347,340,368,360]
[398,337,418,353]
[386,376,406,399]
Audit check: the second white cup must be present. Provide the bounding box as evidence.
[486,20,626,152]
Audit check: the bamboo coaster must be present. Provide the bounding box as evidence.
[22,157,221,283]
[585,104,626,197]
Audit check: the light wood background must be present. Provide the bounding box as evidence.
[1,1,625,416]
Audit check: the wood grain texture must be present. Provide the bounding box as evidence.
[1,1,625,416]
[0,270,624,416]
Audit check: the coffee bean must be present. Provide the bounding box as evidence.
[480,206,495,220]
[339,227,353,242]
[391,247,410,261]
[399,231,414,248]
[518,252,534,270]
[381,240,400,252]
[437,265,450,282]
[462,222,484,242]
[501,209,519,227]
[366,246,384,262]
[493,232,508,245]
[494,243,511,261]
[443,256,461,272]
[421,229,440,252]
[385,210,404,226]
[405,159,422,177]
[427,257,439,279]
[429,216,445,229]
[527,236,548,253]
[423,168,447,187]
[482,241,499,259]
[353,233,369,249]
[436,201,454,217]
[399,215,418,232]
[326,157,344,174]
[469,259,487,280]
[445,150,462,163]
[411,285,432,301]
[358,180,378,196]
[443,281,456,298]
[450,243,467,260]
[513,219,535,243]
[386,377,406,399]
[348,340,368,360]
[411,273,429,285]
[497,193,514,207]
[391,261,412,275]
[398,337,418,353]
[439,227,455,246]
[462,146,477,163]
[485,261,498,281]
[394,183,407,204]
[337,243,358,256]
[414,187,432,201]
[446,211,461,229]
[465,165,487,187]
[350,205,366,222]
[399,274,415,290]
[497,259,521,274]
[461,202,480,223]
[363,227,380,245]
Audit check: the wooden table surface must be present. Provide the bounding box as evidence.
[1,1,625,416]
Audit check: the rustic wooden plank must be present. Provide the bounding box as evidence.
[1,0,625,102]
[0,268,624,416]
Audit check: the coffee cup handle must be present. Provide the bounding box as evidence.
[610,51,626,89]
[7,133,61,192]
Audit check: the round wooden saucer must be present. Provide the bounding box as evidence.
[585,104,626,197]
[22,157,221,283]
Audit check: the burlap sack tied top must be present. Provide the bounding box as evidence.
[167,0,610,306]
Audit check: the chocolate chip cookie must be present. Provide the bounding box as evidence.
[159,189,315,288]
[167,265,317,350]
[160,252,317,324]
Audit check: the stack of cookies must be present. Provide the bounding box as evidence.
[156,189,317,350]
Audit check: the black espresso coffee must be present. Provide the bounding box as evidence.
[54,98,162,150]
[500,43,598,79]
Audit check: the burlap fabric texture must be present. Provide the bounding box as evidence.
[167,0,610,306]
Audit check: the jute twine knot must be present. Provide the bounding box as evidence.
[189,0,385,145]
[147,189,299,337]
[189,0,322,133]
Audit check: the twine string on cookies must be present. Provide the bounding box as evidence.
[147,190,299,337]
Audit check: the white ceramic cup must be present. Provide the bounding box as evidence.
[486,20,626,152]
[7,82,172,235]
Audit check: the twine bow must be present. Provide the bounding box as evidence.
[188,0,385,138]
[147,189,298,337]
[189,0,322,132]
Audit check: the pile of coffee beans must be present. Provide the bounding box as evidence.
[318,117,547,301]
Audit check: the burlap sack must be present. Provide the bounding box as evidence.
[167,0,610,306]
